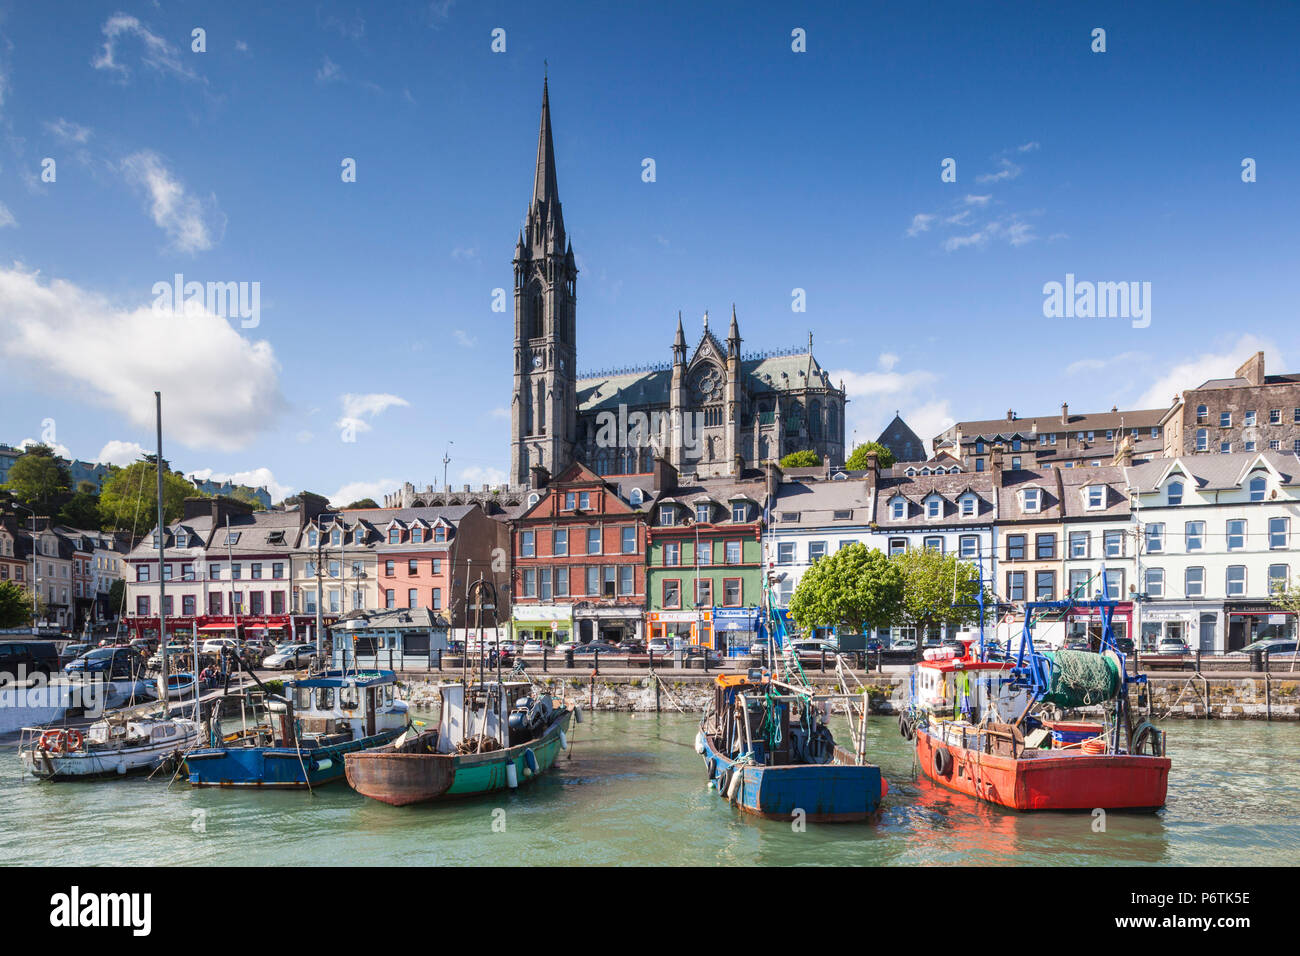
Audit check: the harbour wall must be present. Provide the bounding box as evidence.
[398,672,1300,720]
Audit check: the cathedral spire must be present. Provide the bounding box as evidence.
[673,311,686,363]
[533,77,559,208]
[727,304,741,355]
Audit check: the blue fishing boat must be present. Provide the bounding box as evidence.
[184,670,408,788]
[696,671,885,822]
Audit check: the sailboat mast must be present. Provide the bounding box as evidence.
[155,391,169,705]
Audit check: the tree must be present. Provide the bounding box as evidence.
[0,580,37,629]
[778,449,821,469]
[1,445,71,515]
[892,546,988,636]
[789,543,904,635]
[345,498,380,509]
[227,487,267,511]
[846,441,896,470]
[107,579,127,619]
[59,489,102,529]
[98,459,201,532]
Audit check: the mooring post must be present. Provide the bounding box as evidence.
[543,647,548,673]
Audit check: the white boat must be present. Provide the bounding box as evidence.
[17,704,201,780]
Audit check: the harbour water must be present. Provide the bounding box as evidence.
[2,713,1297,866]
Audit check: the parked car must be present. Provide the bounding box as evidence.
[647,638,671,655]
[521,641,548,656]
[892,637,918,652]
[64,646,146,679]
[0,640,60,682]
[1156,638,1191,656]
[201,637,240,655]
[788,639,840,664]
[618,640,647,655]
[681,645,724,667]
[1228,638,1298,657]
[1114,637,1135,655]
[147,644,192,669]
[573,641,623,656]
[262,643,318,670]
[922,635,942,648]
[59,642,94,665]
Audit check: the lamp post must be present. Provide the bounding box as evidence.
[13,503,38,635]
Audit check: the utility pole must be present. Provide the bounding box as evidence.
[443,443,453,495]
[155,392,169,704]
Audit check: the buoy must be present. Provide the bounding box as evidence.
[694,732,706,755]
[116,763,127,776]
[506,762,519,789]
[727,767,744,802]
[574,706,584,725]
[524,748,539,775]
[881,776,889,797]
[559,730,568,751]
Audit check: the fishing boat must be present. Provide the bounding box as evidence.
[900,594,1171,812]
[183,670,408,788]
[697,670,884,822]
[17,703,201,780]
[156,672,196,700]
[345,680,572,806]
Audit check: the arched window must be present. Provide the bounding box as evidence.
[810,400,823,440]
[1167,480,1183,505]
[1249,475,1267,501]
[536,381,546,435]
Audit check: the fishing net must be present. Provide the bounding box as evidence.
[1040,650,1120,709]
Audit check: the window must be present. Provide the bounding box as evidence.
[975,459,985,472]
[621,527,636,554]
[1086,486,1104,509]
[1270,440,1281,451]
[809,541,828,562]
[695,578,712,606]
[1220,411,1232,428]
[555,567,569,597]
[388,529,400,544]
[1227,519,1246,550]
[305,560,316,577]
[1196,429,1208,452]
[553,529,568,556]
[618,566,634,596]
[960,495,976,517]
[1006,535,1026,560]
[522,569,537,597]
[521,531,535,558]
[250,592,265,615]
[1035,571,1055,600]
[1104,569,1124,598]
[1012,457,1022,469]
[1271,409,1282,425]
[1221,441,1232,453]
[1145,568,1164,598]
[410,527,423,544]
[384,560,395,576]
[1068,569,1089,596]
[732,503,747,522]
[432,558,441,574]
[725,541,742,565]
[777,542,795,565]
[1069,531,1089,559]
[889,538,907,556]
[328,560,340,579]
[1270,517,1289,549]
[1145,523,1164,553]
[839,539,856,551]
[1195,404,1209,424]
[959,535,978,559]
[182,563,196,581]
[271,591,286,614]
[582,566,597,596]
[664,542,680,566]
[540,568,553,600]
[1104,531,1124,558]
[565,492,576,510]
[580,492,591,510]
[722,578,743,606]
[136,595,150,615]
[1226,565,1246,597]
[975,440,985,454]
[890,497,906,520]
[926,497,941,519]
[307,529,318,548]
[353,529,365,545]
[273,562,285,579]
[433,525,447,543]
[1249,476,1267,501]
[1269,564,1288,594]
[1035,534,1056,560]
[1012,438,1022,452]
[1185,566,1205,597]
[923,536,943,552]
[659,506,676,526]
[1007,571,1025,601]
[663,579,681,608]
[1245,411,1256,427]
[1022,488,1040,512]
[695,503,711,524]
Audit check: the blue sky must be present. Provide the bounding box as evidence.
[1,0,1298,504]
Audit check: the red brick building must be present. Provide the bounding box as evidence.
[510,462,653,645]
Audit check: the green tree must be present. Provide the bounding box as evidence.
[892,546,988,635]
[345,498,380,509]
[0,580,37,629]
[58,489,102,529]
[789,543,904,635]
[98,459,201,532]
[778,449,821,469]
[107,579,127,618]
[227,487,267,511]
[845,441,896,470]
[1,445,70,514]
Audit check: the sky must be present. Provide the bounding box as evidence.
[1,1,1298,505]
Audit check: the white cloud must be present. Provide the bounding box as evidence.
[489,407,509,419]
[452,329,476,348]
[121,151,223,253]
[336,393,409,435]
[95,440,148,466]
[316,56,344,84]
[18,437,72,459]
[832,361,951,458]
[234,40,250,55]
[976,157,1022,183]
[451,245,478,261]
[329,478,398,508]
[0,265,285,452]
[0,203,15,229]
[906,213,936,237]
[92,14,199,83]
[44,118,92,143]
[964,194,992,206]
[188,466,292,502]
[460,465,507,486]
[1018,141,1041,153]
[877,353,900,372]
[1136,335,1282,409]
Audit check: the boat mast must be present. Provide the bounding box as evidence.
[155,391,169,706]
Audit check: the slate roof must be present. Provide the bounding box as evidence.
[1125,451,1300,493]
[874,471,996,527]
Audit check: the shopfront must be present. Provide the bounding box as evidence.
[713,607,763,656]
[1064,603,1132,648]
[511,604,574,646]
[572,604,642,644]
[1224,602,1296,652]
[646,609,713,647]
[1138,604,1221,652]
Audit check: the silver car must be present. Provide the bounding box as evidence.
[262,643,317,671]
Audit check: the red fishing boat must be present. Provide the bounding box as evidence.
[899,597,1170,812]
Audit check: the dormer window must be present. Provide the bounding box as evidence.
[732,503,747,522]
[926,497,942,519]
[890,497,906,520]
[527,492,540,507]
[1022,488,1041,512]
[630,488,644,506]
[960,495,976,518]
[353,529,364,545]
[1249,475,1267,502]
[175,531,188,548]
[695,503,711,524]
[1167,480,1183,505]
[1086,486,1105,510]
[411,527,423,543]
[434,525,447,543]
[659,505,676,526]
[388,528,401,544]
[307,529,318,548]
[331,529,341,546]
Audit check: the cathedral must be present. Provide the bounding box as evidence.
[510,80,846,485]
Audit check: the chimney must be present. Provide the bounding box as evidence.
[990,443,1005,482]
[765,459,783,500]
[651,455,677,495]
[1112,434,1134,467]
[863,451,879,495]
[529,465,551,490]
[1006,409,1015,422]
[1060,402,1069,425]
[1235,351,1266,387]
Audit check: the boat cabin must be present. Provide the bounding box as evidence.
[915,656,1029,724]
[281,670,408,744]
[435,681,543,752]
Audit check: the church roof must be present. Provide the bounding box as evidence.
[876,414,927,463]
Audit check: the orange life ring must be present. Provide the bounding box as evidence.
[64,730,83,751]
[38,730,63,752]
[1081,737,1106,755]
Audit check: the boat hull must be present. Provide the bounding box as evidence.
[345,710,571,806]
[700,732,882,823]
[18,724,200,781]
[914,727,1170,812]
[184,727,403,788]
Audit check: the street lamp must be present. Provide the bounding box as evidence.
[12,503,38,636]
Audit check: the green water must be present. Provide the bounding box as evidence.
[2,713,1297,866]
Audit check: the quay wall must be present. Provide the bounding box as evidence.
[396,671,1300,720]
